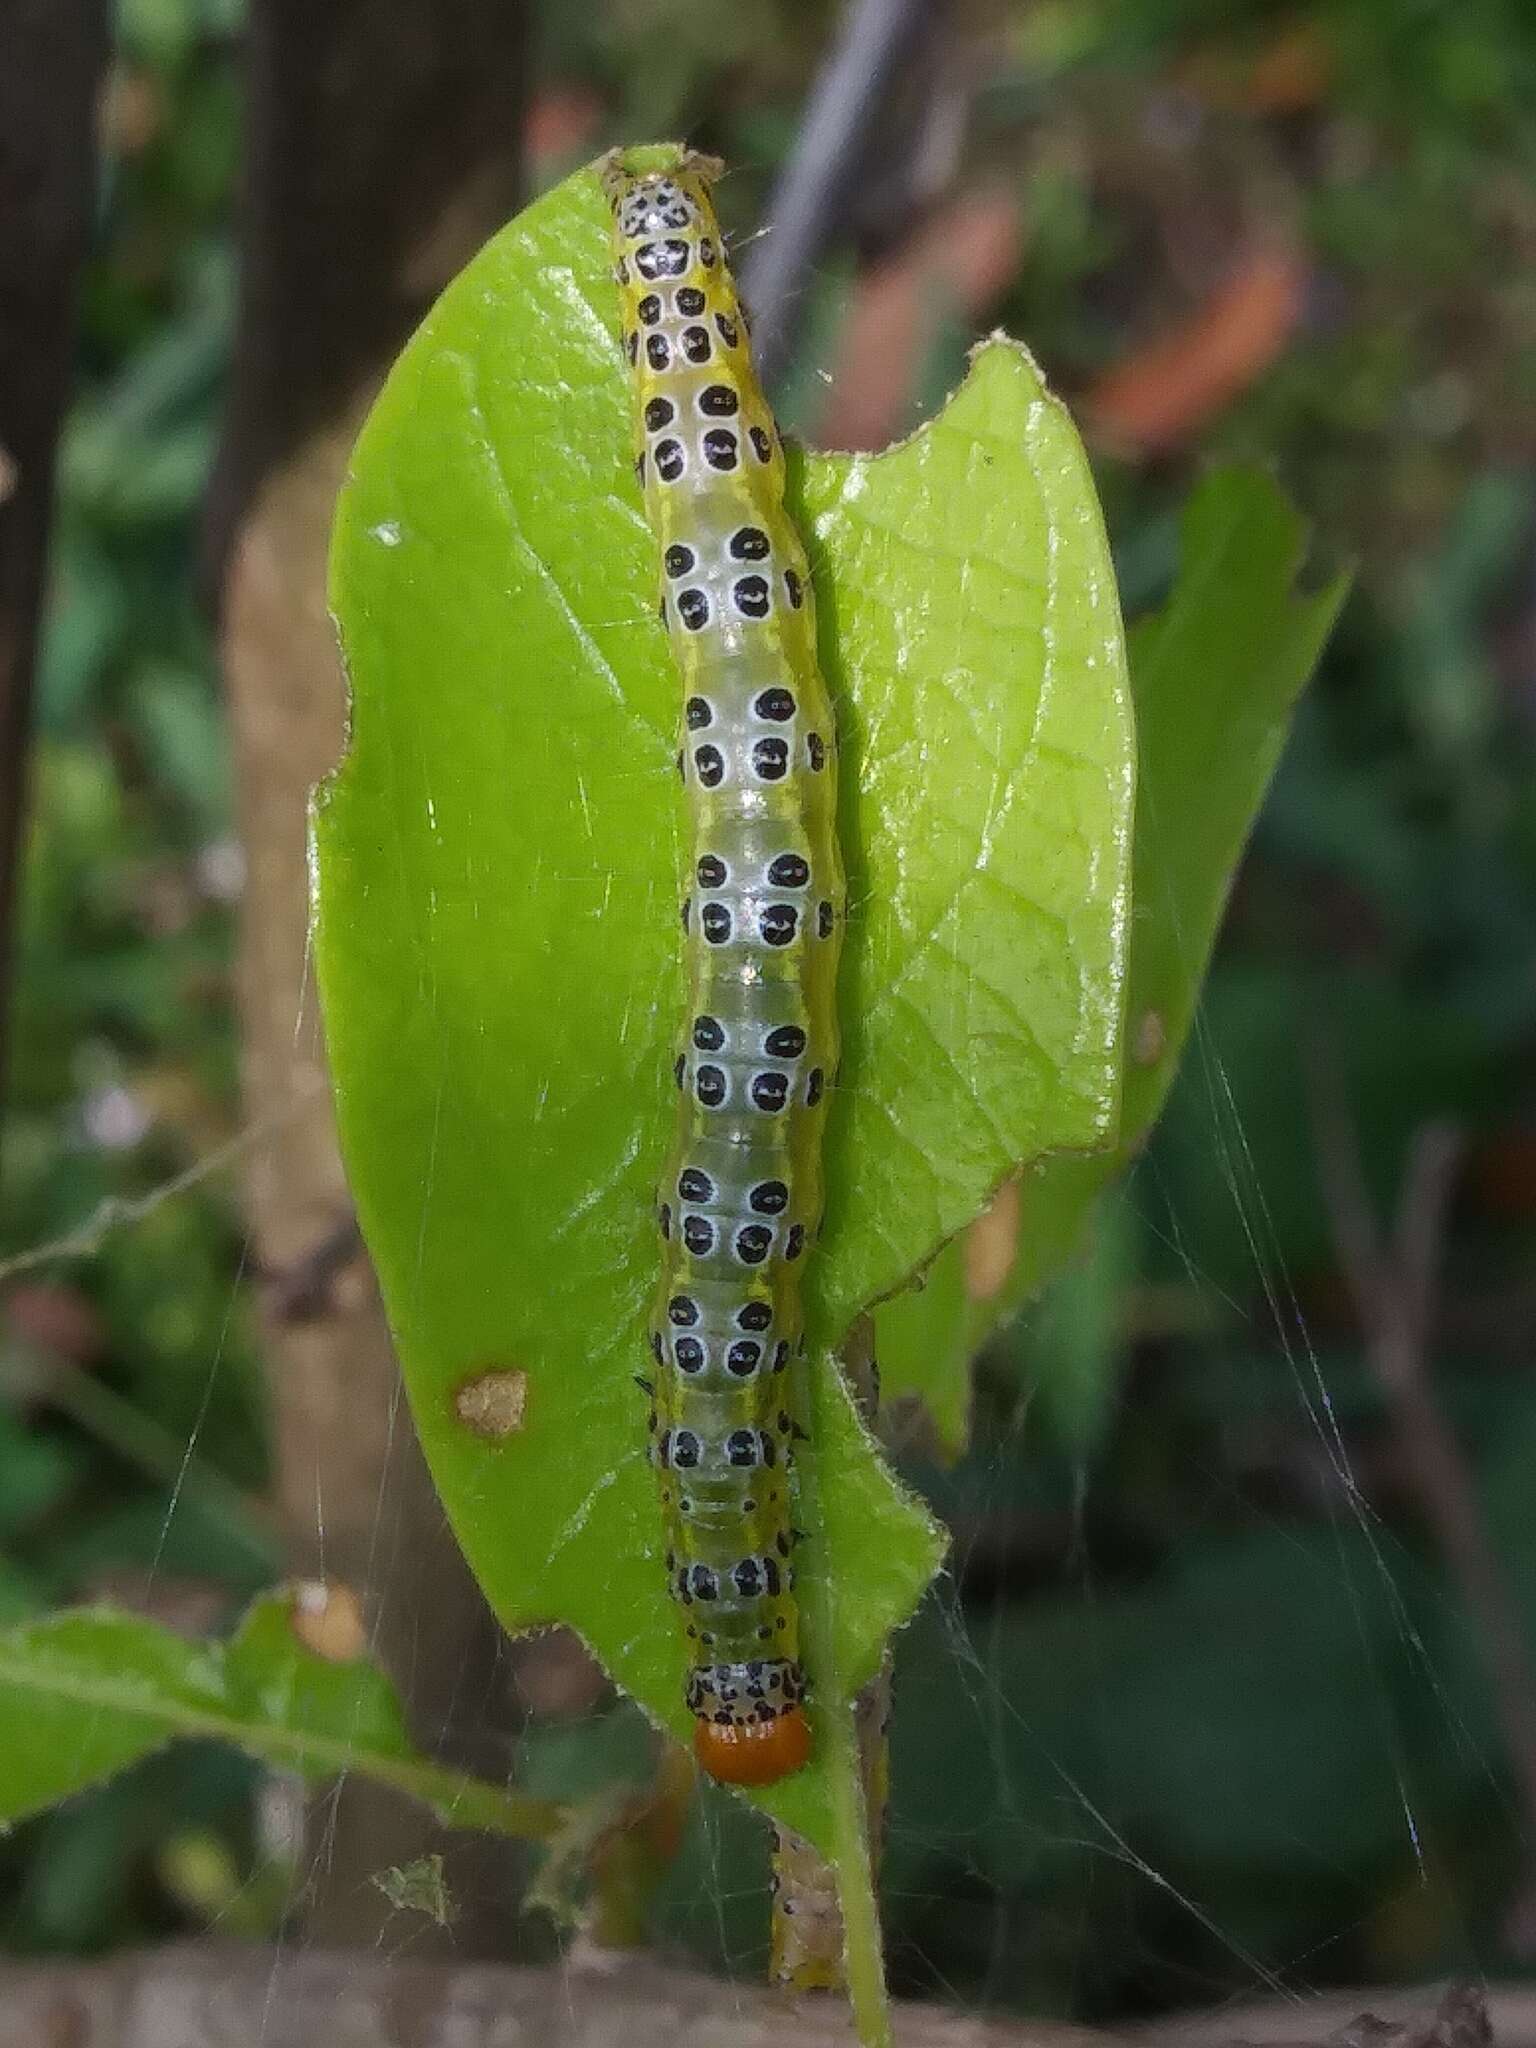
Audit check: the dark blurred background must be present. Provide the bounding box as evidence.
[4,0,1536,2031]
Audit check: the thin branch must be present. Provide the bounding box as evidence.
[0,1947,1497,2048]
[0,1082,326,1284]
[1393,1120,1464,1359]
[770,1314,895,2025]
[1309,1051,1536,1859]
[739,0,942,389]
[1141,1979,1495,2047]
[1306,1043,1394,1315]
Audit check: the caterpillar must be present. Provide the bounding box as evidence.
[604,151,845,1787]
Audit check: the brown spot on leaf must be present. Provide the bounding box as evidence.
[290,1578,367,1663]
[453,1366,529,1440]
[1133,1008,1167,1066]
[964,1176,1021,1302]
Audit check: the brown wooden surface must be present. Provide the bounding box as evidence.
[0,1947,1503,2048]
[0,1946,1127,2048]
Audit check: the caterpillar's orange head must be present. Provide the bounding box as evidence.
[695,1707,811,1786]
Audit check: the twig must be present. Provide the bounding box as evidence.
[1394,1123,1465,1359]
[0,1946,1503,2047]
[0,1082,326,1284]
[1309,1052,1536,1859]
[739,0,941,390]
[771,1313,892,2005]
[1141,1979,1496,2046]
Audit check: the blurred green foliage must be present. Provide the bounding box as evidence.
[5,0,1536,2023]
[0,0,265,1953]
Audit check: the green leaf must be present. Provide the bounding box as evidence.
[314,149,1132,1879]
[1114,471,1349,1154]
[1011,471,1348,1300]
[879,470,1348,1442]
[0,1589,558,1838]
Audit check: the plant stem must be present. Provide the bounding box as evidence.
[825,1687,891,2048]
[1311,1062,1536,1884]
[772,1317,893,2041]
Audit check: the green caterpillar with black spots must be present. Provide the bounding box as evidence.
[605,149,844,1786]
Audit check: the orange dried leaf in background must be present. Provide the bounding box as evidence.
[524,86,603,180]
[1086,243,1307,455]
[964,1176,1021,1303]
[819,186,1023,453]
[1177,20,1332,115]
[1245,23,1331,113]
